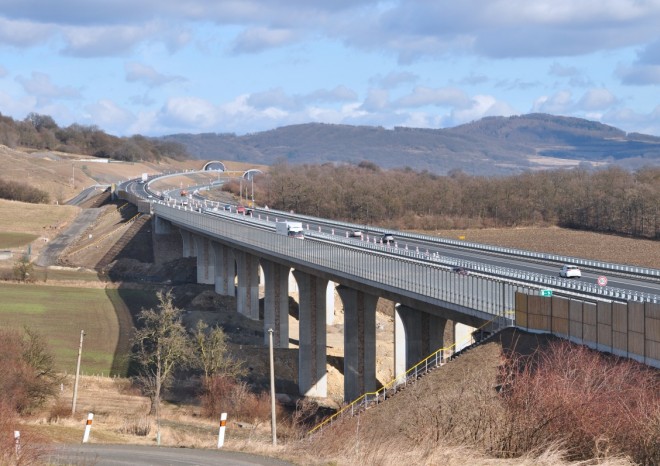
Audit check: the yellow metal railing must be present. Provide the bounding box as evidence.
[307,318,502,435]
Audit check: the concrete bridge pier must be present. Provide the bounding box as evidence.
[153,216,172,234]
[194,236,214,285]
[235,250,260,320]
[337,286,377,402]
[211,242,235,297]
[394,304,448,384]
[262,260,290,347]
[180,230,195,258]
[293,270,328,398]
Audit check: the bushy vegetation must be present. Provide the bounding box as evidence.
[0,178,50,203]
[259,162,660,239]
[0,327,60,414]
[0,112,189,162]
[496,342,660,464]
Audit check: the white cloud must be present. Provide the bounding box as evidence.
[532,90,573,114]
[125,62,186,88]
[15,72,81,103]
[62,23,161,57]
[395,86,470,109]
[361,89,390,112]
[448,94,517,125]
[231,27,299,53]
[85,99,136,134]
[577,88,617,111]
[0,17,54,47]
[158,96,219,130]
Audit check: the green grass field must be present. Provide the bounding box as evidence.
[0,232,39,248]
[0,283,155,377]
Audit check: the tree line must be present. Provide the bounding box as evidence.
[257,162,660,239]
[0,112,189,162]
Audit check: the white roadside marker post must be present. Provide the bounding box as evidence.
[217,412,228,448]
[14,431,20,456]
[82,413,94,443]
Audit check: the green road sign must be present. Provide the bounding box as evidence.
[540,289,553,297]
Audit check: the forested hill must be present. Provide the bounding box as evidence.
[162,113,660,175]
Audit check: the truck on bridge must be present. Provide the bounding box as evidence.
[276,221,304,239]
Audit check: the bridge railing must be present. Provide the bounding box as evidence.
[152,202,534,320]
[255,207,660,280]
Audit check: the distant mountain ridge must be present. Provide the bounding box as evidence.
[162,113,660,175]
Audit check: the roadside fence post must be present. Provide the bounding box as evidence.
[217,412,228,448]
[82,413,93,443]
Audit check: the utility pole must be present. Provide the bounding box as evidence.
[72,330,85,414]
[268,328,277,445]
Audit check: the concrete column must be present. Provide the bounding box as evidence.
[194,236,214,285]
[211,242,235,297]
[153,216,172,234]
[262,260,290,348]
[180,230,194,257]
[326,281,336,325]
[235,250,260,320]
[293,270,328,398]
[337,286,377,402]
[394,304,447,382]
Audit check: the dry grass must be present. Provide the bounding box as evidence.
[424,226,660,268]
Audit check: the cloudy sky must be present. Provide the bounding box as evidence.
[1,0,660,137]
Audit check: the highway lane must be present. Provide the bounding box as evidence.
[222,207,660,298]
[47,444,295,466]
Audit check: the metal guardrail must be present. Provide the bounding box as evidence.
[254,207,660,280]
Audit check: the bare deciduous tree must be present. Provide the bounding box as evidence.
[191,320,246,380]
[132,290,192,415]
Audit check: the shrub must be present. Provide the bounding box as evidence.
[0,178,50,203]
[497,341,660,464]
[200,375,281,424]
[0,328,61,414]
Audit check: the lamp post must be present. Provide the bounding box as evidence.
[72,330,85,414]
[268,328,277,445]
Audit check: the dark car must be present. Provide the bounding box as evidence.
[452,266,469,276]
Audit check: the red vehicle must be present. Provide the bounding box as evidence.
[236,205,246,214]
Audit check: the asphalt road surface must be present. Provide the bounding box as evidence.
[35,208,103,267]
[46,444,296,466]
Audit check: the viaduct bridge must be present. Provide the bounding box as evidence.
[118,180,660,402]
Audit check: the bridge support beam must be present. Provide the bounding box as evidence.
[394,305,448,383]
[211,242,235,297]
[194,236,214,285]
[180,230,195,258]
[262,260,290,348]
[235,250,260,320]
[337,286,377,402]
[293,270,328,398]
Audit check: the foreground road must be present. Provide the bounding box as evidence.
[47,444,296,466]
